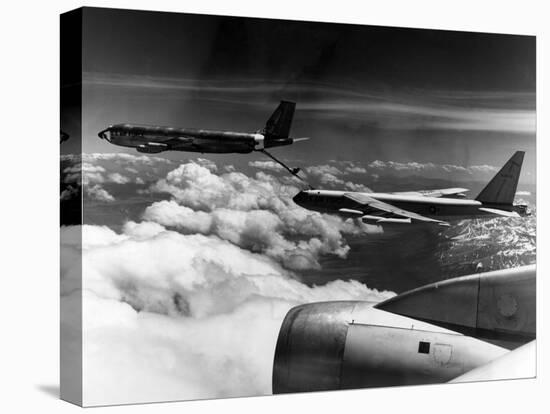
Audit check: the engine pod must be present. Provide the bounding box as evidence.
[272,301,508,394]
[272,301,357,394]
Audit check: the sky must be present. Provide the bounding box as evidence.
[73,6,536,184]
[60,7,537,405]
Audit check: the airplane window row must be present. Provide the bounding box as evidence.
[111,130,145,137]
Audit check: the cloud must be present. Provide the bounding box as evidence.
[305,164,347,187]
[367,159,498,181]
[61,152,177,203]
[60,185,79,201]
[87,184,115,202]
[107,172,131,184]
[306,164,345,177]
[345,166,367,174]
[248,160,285,172]
[78,152,172,166]
[344,181,372,192]
[195,157,218,172]
[62,162,115,202]
[324,158,502,184]
[145,162,370,270]
[84,72,535,134]
[469,165,499,174]
[61,223,394,405]
[62,150,534,405]
[299,99,535,134]
[63,162,106,185]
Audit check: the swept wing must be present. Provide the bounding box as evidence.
[343,192,449,226]
[391,187,469,198]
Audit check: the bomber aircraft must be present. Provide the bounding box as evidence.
[98,101,308,178]
[272,265,535,392]
[293,151,529,226]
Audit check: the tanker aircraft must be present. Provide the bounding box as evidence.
[98,101,308,178]
[293,151,529,226]
[273,265,535,392]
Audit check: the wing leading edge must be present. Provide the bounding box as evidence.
[391,187,469,198]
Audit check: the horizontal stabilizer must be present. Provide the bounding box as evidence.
[292,137,310,143]
[478,207,520,218]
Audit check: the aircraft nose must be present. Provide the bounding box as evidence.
[98,128,111,142]
[293,191,305,206]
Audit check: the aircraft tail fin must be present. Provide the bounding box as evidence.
[263,101,295,138]
[475,151,524,205]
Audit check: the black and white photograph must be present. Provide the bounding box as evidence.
[57,3,537,409]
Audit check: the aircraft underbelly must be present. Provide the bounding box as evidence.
[174,144,252,154]
[173,138,252,153]
[120,134,254,153]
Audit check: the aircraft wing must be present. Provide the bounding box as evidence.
[449,340,535,383]
[343,192,449,225]
[391,187,469,198]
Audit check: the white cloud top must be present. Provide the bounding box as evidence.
[61,223,393,405]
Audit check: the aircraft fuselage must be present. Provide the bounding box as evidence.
[98,124,294,154]
[293,189,526,221]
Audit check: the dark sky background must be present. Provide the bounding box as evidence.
[76,7,536,184]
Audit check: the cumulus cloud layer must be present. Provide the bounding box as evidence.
[61,223,394,405]
[314,159,501,185]
[143,162,374,270]
[59,157,397,404]
[248,160,285,172]
[366,159,498,177]
[61,152,174,202]
[63,152,536,405]
[250,157,500,192]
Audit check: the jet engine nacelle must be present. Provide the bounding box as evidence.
[253,133,265,150]
[361,215,412,225]
[136,143,168,154]
[272,301,507,394]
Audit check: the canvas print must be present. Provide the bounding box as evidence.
[60,7,536,407]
